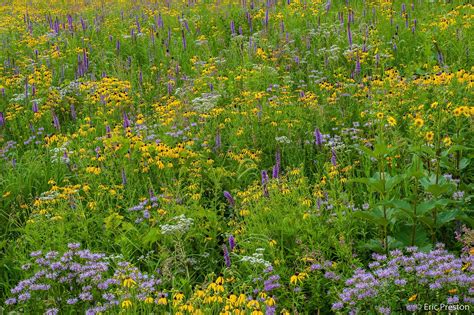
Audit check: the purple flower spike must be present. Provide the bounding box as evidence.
[314,128,323,146]
[223,245,231,268]
[223,191,235,207]
[229,235,236,251]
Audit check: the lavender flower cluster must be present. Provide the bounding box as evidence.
[332,244,474,314]
[4,243,162,314]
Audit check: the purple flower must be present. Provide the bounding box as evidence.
[331,148,337,166]
[314,128,323,146]
[67,298,78,305]
[45,308,59,315]
[228,235,236,251]
[223,245,231,268]
[332,302,344,310]
[223,191,235,207]
[18,292,31,301]
[5,298,17,305]
[406,304,418,312]
[310,264,322,271]
[377,306,391,315]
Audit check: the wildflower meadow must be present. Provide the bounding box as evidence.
[0,0,473,314]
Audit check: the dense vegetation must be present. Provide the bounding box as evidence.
[0,0,473,314]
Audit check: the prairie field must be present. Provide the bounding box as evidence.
[0,0,473,314]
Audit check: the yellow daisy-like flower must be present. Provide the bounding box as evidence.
[121,299,132,309]
[443,136,452,146]
[408,294,417,302]
[425,131,434,142]
[376,112,384,119]
[290,272,307,285]
[144,296,154,304]
[387,116,397,126]
[158,296,168,305]
[414,118,424,128]
[123,278,136,288]
[453,107,462,117]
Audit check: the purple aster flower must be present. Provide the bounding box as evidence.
[332,302,344,310]
[45,308,59,315]
[5,298,17,305]
[406,304,418,312]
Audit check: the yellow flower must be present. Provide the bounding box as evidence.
[158,296,168,305]
[376,112,384,119]
[448,289,458,294]
[462,263,471,271]
[442,136,452,146]
[290,272,307,285]
[215,276,224,285]
[408,294,417,302]
[414,118,424,128]
[123,278,136,288]
[265,297,276,306]
[425,131,434,142]
[453,107,462,116]
[121,299,132,309]
[144,297,154,304]
[387,116,397,126]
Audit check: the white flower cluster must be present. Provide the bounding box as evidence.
[160,214,194,235]
[38,190,60,201]
[275,136,291,144]
[50,143,73,164]
[191,93,220,113]
[240,248,271,268]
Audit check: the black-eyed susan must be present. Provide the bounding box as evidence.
[425,131,435,142]
[121,299,132,308]
[414,118,424,128]
[387,116,397,126]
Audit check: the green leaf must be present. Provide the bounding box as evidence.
[436,210,461,226]
[459,157,470,170]
[353,211,388,227]
[394,226,430,248]
[142,228,162,246]
[385,175,404,192]
[417,201,437,216]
